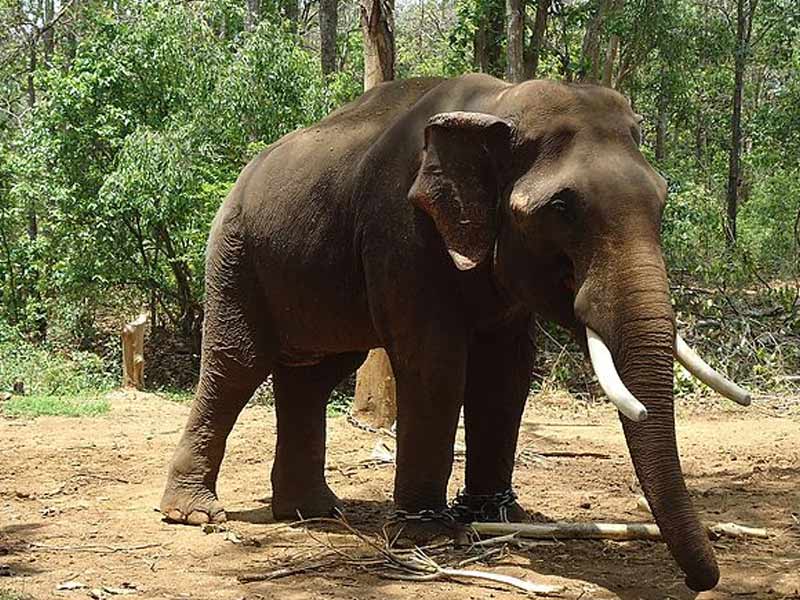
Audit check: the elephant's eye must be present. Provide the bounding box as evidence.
[548,188,580,223]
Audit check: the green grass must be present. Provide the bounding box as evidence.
[0,329,116,418]
[1,394,110,418]
[0,335,116,399]
[155,388,195,404]
[0,589,35,600]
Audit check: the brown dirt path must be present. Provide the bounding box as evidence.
[1,391,799,600]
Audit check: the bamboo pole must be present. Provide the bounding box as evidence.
[470,520,769,541]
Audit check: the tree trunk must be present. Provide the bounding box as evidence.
[245,0,261,31]
[26,41,37,243]
[361,0,395,89]
[524,0,550,79]
[122,314,148,389]
[43,0,55,65]
[579,0,609,82]
[602,32,619,87]
[725,0,752,248]
[655,71,668,162]
[600,0,622,87]
[353,8,397,428]
[320,0,339,75]
[282,0,298,30]
[352,348,397,429]
[505,0,524,82]
[474,18,489,71]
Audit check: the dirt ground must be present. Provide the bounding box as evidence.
[1,390,799,600]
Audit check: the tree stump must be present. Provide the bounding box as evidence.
[352,348,396,429]
[122,313,148,389]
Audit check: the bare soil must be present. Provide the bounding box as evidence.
[1,391,799,600]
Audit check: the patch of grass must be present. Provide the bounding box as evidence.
[328,389,353,416]
[2,395,110,418]
[155,388,195,404]
[0,588,35,600]
[0,334,116,398]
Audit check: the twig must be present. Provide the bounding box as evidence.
[238,559,338,583]
[30,542,161,553]
[274,514,563,596]
[531,451,612,460]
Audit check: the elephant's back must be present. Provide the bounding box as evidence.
[237,77,445,219]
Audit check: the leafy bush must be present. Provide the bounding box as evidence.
[0,328,115,397]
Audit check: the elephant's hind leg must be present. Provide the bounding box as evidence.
[161,212,276,525]
[270,352,366,520]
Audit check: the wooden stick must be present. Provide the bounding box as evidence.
[635,496,769,539]
[470,520,769,541]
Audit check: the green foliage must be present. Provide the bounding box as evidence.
[0,328,116,397]
[0,0,798,401]
[0,590,35,600]
[2,395,110,418]
[0,0,346,341]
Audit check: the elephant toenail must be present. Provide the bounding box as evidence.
[187,511,210,525]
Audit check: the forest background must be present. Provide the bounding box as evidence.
[0,0,798,415]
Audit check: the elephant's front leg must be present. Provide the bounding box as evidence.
[390,329,468,514]
[460,322,532,522]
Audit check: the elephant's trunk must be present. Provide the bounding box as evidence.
[607,263,719,591]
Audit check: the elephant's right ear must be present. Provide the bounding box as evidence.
[408,111,513,271]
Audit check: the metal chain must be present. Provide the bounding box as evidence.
[345,410,383,435]
[387,508,458,526]
[450,488,518,523]
[386,488,518,527]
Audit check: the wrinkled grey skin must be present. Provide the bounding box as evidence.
[161,74,719,591]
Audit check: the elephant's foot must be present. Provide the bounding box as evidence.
[450,488,530,523]
[160,479,226,525]
[384,511,466,548]
[271,484,342,521]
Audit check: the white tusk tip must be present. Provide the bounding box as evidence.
[628,406,648,422]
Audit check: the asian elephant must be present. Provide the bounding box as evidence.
[160,73,750,591]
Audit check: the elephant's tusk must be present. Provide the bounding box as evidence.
[674,334,751,406]
[586,327,648,422]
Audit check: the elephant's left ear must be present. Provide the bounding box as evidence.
[408,111,513,271]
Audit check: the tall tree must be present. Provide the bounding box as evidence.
[281,0,298,30]
[320,0,338,75]
[245,0,261,31]
[361,0,395,88]
[524,0,550,78]
[601,0,622,87]
[474,0,505,76]
[506,0,524,82]
[352,0,398,430]
[725,0,758,247]
[580,0,609,82]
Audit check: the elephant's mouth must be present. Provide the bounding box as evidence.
[555,253,575,293]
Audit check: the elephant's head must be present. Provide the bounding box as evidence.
[408,80,750,591]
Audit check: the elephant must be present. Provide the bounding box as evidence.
[160,73,750,591]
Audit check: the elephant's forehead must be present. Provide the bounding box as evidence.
[504,81,634,138]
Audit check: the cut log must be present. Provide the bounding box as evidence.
[121,313,148,389]
[352,348,396,430]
